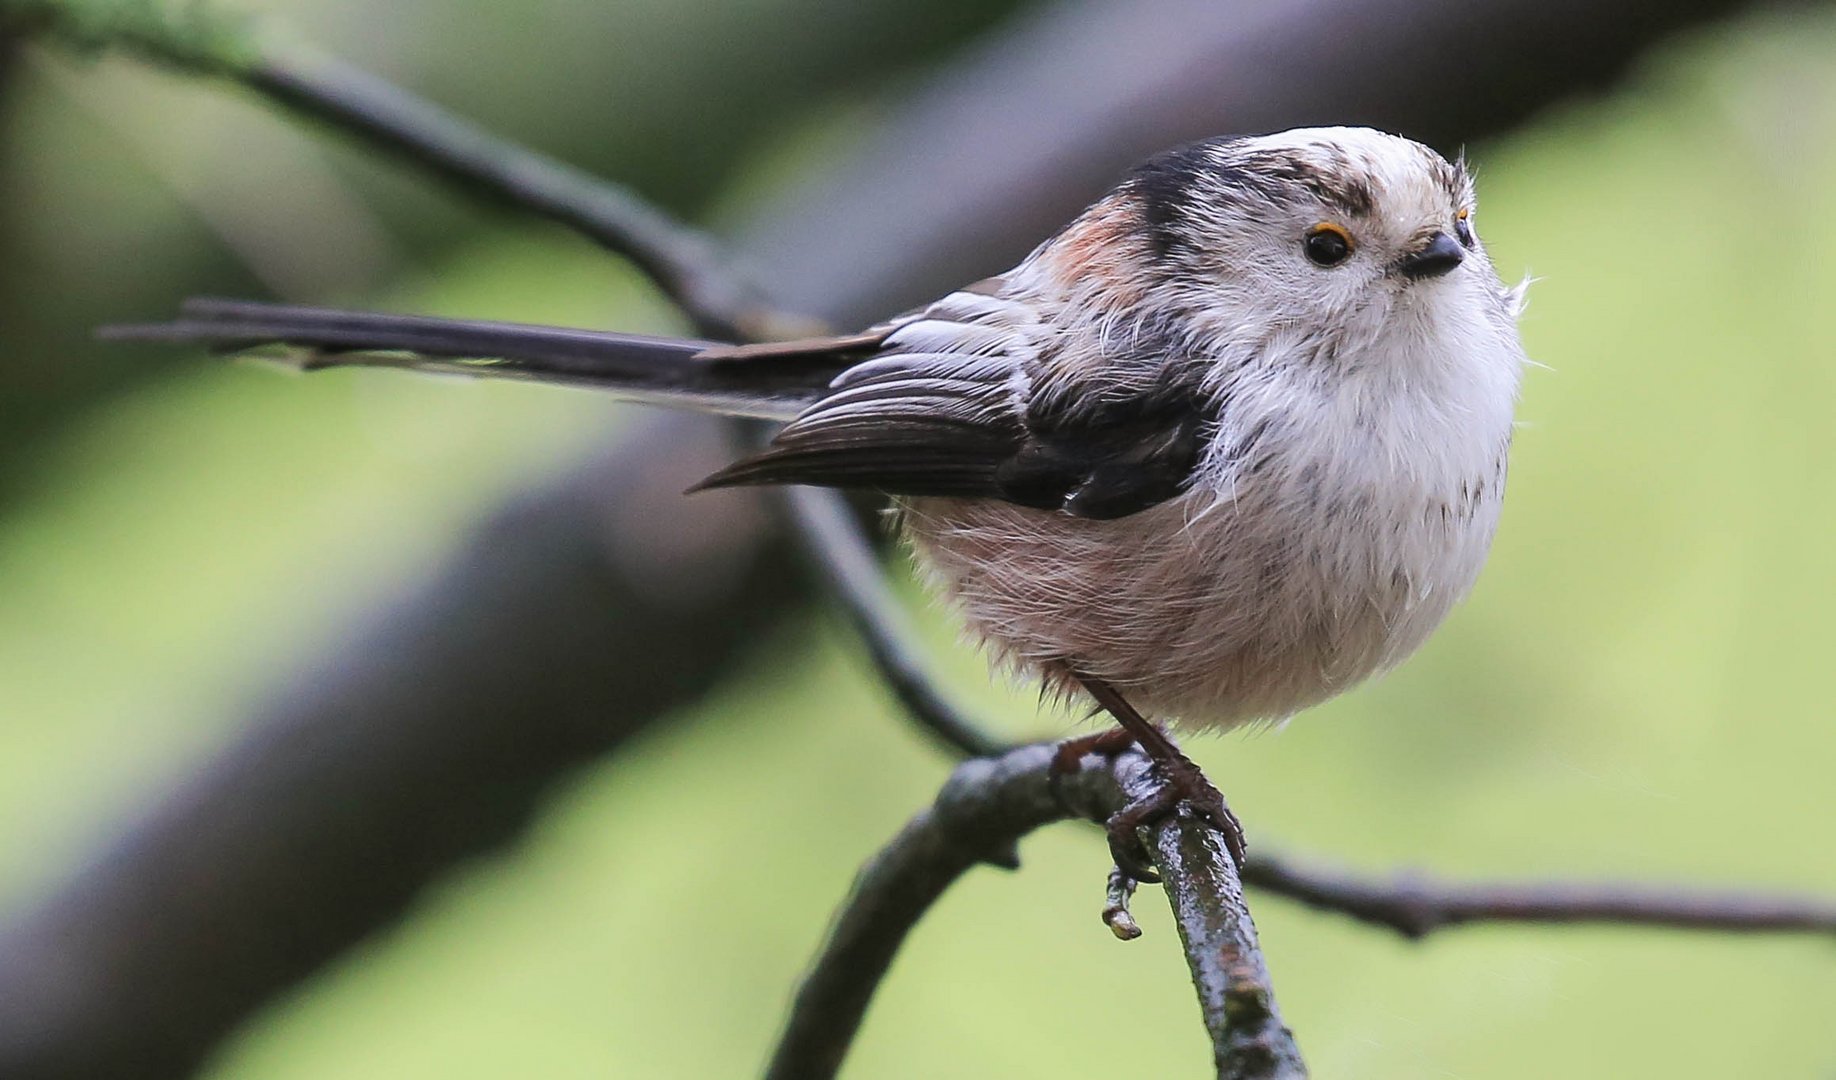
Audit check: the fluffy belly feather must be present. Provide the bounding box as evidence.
[899,467,1501,730]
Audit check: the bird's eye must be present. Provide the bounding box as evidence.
[1454,207,1475,248]
[1303,223,1354,267]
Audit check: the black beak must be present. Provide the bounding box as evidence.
[1397,232,1465,280]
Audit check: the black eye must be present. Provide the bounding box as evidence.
[1304,223,1354,267]
[1455,208,1475,248]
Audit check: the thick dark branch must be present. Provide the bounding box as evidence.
[0,412,797,1080]
[1242,854,1836,940]
[748,0,1792,326]
[766,743,1303,1080]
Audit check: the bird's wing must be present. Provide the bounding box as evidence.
[105,286,1212,519]
[697,285,1214,520]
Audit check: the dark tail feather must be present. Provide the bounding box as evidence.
[100,297,827,421]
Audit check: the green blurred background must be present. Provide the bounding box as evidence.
[2,0,1834,1077]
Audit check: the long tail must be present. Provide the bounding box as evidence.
[101,297,840,421]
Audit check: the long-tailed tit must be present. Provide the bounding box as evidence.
[107,126,1529,875]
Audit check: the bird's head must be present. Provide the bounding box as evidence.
[1031,126,1523,369]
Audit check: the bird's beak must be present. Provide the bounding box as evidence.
[1396,232,1465,280]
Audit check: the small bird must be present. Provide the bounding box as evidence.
[107,126,1528,877]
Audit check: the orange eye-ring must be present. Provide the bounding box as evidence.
[1303,222,1354,267]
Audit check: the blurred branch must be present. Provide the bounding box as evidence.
[0,0,1038,485]
[246,9,1015,758]
[780,485,1012,759]
[14,0,1008,757]
[1241,855,1836,939]
[768,743,1303,1080]
[0,0,1810,1076]
[0,0,773,340]
[0,414,802,1080]
[749,0,1804,324]
[241,51,781,342]
[21,0,1006,761]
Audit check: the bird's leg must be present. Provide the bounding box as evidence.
[1072,674,1248,882]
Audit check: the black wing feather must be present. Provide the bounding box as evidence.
[697,330,1214,520]
[692,359,1027,495]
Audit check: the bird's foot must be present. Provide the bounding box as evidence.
[1048,724,1139,775]
[1105,746,1246,884]
[1060,675,1248,884]
[1047,722,1247,884]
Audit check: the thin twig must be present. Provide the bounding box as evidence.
[780,485,1012,759]
[1149,789,1304,1079]
[1241,854,1836,941]
[766,742,1304,1080]
[240,49,783,342]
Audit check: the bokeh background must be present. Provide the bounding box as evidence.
[2,0,1834,1077]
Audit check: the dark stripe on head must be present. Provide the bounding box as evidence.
[1126,142,1216,261]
